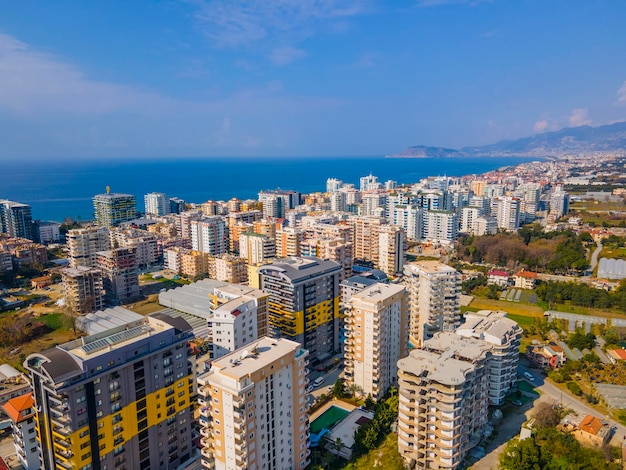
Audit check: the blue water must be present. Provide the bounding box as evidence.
[1,156,535,222]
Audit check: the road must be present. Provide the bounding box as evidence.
[590,240,603,272]
[519,363,626,445]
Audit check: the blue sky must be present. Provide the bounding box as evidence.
[0,0,625,159]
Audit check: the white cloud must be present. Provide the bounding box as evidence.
[269,46,307,65]
[0,33,174,116]
[568,108,592,127]
[0,32,346,158]
[616,80,626,106]
[533,120,550,133]
[191,0,367,48]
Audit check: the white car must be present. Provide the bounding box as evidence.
[306,385,314,393]
[523,371,534,382]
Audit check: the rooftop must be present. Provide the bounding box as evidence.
[351,282,405,303]
[258,256,341,282]
[2,393,34,423]
[207,337,304,382]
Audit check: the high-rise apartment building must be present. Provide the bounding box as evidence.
[96,247,140,305]
[403,260,461,347]
[24,314,195,470]
[422,210,459,244]
[210,254,249,284]
[550,186,570,218]
[301,237,353,281]
[359,174,380,191]
[258,257,341,363]
[495,196,521,231]
[239,232,276,265]
[351,216,385,264]
[61,266,105,314]
[326,177,344,193]
[275,227,303,258]
[67,227,111,268]
[197,337,310,470]
[329,191,347,213]
[144,192,171,216]
[93,190,137,228]
[344,283,408,399]
[258,190,300,219]
[397,332,491,470]
[378,225,404,276]
[456,310,522,405]
[190,217,228,256]
[390,205,422,241]
[0,200,34,240]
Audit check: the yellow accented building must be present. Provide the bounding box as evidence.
[24,314,195,470]
[258,257,341,365]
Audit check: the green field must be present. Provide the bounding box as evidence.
[504,313,536,326]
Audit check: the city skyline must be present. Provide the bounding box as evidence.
[0,2,625,160]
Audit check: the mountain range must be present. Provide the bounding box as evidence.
[392,121,626,158]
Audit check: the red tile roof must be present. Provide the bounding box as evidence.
[515,270,537,278]
[579,414,603,435]
[1,393,34,423]
[488,270,509,277]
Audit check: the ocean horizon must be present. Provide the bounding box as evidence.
[1,156,539,222]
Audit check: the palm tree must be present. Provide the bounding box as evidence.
[347,382,362,399]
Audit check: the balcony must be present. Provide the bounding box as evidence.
[233,408,245,421]
[52,423,72,437]
[54,437,72,449]
[200,427,212,438]
[55,458,73,470]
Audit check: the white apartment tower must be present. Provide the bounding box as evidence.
[403,260,461,347]
[144,192,171,216]
[550,186,570,218]
[198,337,311,470]
[344,283,409,399]
[390,205,423,241]
[191,217,228,255]
[423,210,459,244]
[495,196,521,231]
[456,310,522,405]
[326,178,344,193]
[397,332,491,470]
[359,174,380,191]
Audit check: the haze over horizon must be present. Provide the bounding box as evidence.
[1,1,625,160]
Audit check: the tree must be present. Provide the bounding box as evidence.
[534,402,560,429]
[500,438,542,470]
[332,378,346,399]
[347,382,362,399]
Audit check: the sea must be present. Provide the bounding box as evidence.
[1,156,537,222]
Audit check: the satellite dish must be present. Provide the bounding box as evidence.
[241,350,249,360]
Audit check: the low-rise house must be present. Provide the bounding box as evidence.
[526,342,566,369]
[487,270,510,287]
[606,349,626,364]
[514,269,537,289]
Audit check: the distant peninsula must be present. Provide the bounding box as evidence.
[389,121,626,158]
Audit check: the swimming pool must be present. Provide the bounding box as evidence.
[310,405,350,434]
